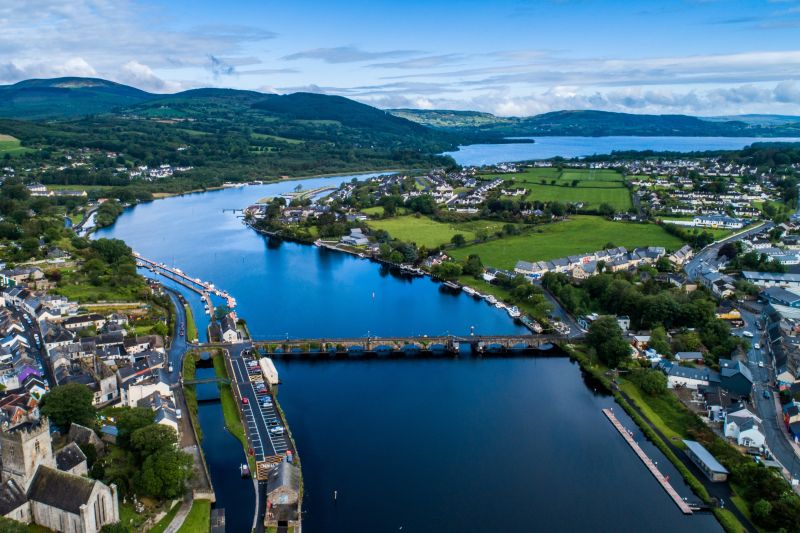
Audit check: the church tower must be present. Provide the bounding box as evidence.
[0,418,54,490]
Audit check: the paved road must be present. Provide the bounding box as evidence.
[536,283,583,337]
[738,307,800,481]
[684,222,772,281]
[8,305,54,386]
[163,289,190,386]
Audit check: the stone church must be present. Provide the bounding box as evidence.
[0,418,119,532]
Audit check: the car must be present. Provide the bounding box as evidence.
[743,331,754,338]
[241,397,249,405]
[763,390,771,399]
[754,343,760,350]
[758,361,765,368]
[270,426,285,435]
[262,397,273,406]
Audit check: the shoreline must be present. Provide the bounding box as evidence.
[149,167,409,200]
[245,221,543,333]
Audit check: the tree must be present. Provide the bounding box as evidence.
[649,325,672,358]
[432,261,463,280]
[135,449,193,500]
[114,407,156,449]
[450,233,466,247]
[753,499,772,522]
[0,517,28,532]
[462,254,484,277]
[40,383,95,432]
[587,316,630,367]
[637,370,667,396]
[597,203,615,217]
[131,424,179,460]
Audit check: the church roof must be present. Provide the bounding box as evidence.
[27,466,96,514]
[0,478,28,515]
[55,442,86,472]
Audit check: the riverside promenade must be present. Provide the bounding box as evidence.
[602,408,693,514]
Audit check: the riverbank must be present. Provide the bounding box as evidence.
[564,345,748,532]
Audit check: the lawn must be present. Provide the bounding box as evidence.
[367,215,507,248]
[177,499,211,533]
[0,134,30,155]
[448,215,684,269]
[483,168,632,211]
[184,304,198,342]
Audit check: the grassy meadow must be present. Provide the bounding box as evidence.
[482,168,633,211]
[448,215,684,269]
[367,215,508,248]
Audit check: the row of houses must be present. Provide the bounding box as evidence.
[514,245,669,280]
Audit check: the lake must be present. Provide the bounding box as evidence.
[96,168,721,532]
[444,135,800,166]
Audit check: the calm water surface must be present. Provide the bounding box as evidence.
[96,165,721,531]
[445,135,800,166]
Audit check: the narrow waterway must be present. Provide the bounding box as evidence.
[95,163,724,531]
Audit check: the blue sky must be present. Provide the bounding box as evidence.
[2,0,800,115]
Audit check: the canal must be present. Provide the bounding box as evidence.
[95,165,723,531]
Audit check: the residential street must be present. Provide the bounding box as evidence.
[738,307,800,482]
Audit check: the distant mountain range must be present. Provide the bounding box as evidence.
[1,77,799,139]
[389,109,800,137]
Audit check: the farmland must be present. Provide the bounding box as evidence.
[448,215,684,270]
[483,167,632,211]
[367,215,508,248]
[0,134,29,155]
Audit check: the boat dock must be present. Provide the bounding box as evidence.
[134,253,237,309]
[602,408,693,515]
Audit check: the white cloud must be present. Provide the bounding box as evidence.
[117,61,182,92]
[282,46,419,63]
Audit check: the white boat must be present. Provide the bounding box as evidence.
[494,302,505,309]
[507,306,521,318]
[463,287,476,296]
[486,295,498,305]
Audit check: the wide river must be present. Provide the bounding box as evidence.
[445,135,800,166]
[95,138,737,532]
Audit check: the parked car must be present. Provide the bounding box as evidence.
[763,390,770,399]
[270,426,285,435]
[743,331,754,338]
[758,362,765,368]
[242,397,249,405]
[754,343,760,350]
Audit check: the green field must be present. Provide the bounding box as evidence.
[367,215,508,248]
[483,168,632,211]
[251,132,303,144]
[449,215,684,269]
[0,134,29,155]
[177,499,210,533]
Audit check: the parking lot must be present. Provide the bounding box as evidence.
[229,346,293,465]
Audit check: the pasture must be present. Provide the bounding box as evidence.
[482,167,632,211]
[448,215,684,270]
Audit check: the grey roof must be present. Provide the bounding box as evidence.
[665,363,719,382]
[56,442,87,472]
[67,423,101,448]
[0,479,27,515]
[762,287,800,306]
[268,460,301,496]
[683,440,729,474]
[743,271,800,282]
[674,351,703,361]
[729,416,762,433]
[27,466,97,514]
[719,358,754,383]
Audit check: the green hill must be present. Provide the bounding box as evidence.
[389,108,800,137]
[0,77,156,119]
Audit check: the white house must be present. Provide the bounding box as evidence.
[724,407,765,449]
